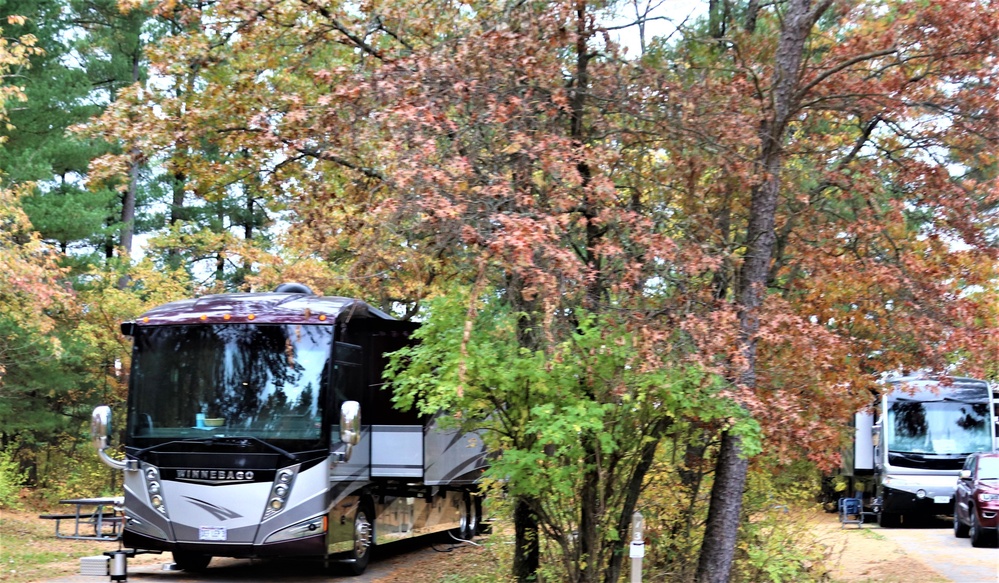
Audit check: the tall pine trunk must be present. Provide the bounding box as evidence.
[695,2,833,581]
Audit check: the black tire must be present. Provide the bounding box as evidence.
[970,511,984,547]
[346,503,374,575]
[954,508,970,538]
[968,510,997,548]
[472,494,484,535]
[172,551,211,571]
[878,511,901,528]
[464,493,479,539]
[453,494,471,540]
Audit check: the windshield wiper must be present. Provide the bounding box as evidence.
[134,438,216,458]
[216,435,298,461]
[133,436,298,461]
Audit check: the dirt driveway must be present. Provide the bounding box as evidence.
[41,534,486,583]
[814,512,998,583]
[24,510,999,583]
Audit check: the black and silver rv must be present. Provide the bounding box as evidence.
[92,285,486,574]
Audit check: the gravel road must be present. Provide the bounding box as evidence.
[44,516,998,583]
[876,517,998,583]
[43,534,466,583]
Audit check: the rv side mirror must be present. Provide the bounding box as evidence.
[91,406,130,471]
[340,401,361,446]
[333,401,361,463]
[92,405,113,452]
[959,469,972,480]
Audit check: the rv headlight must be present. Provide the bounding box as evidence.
[148,481,160,494]
[262,465,299,521]
[262,466,299,520]
[915,489,926,499]
[151,494,166,513]
[979,493,999,503]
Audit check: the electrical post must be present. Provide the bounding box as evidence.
[629,510,644,583]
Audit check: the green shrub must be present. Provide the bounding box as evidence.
[733,459,829,583]
[35,440,120,503]
[0,446,27,508]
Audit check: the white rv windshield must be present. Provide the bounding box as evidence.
[127,324,332,444]
[886,400,991,455]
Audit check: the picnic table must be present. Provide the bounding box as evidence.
[38,496,124,541]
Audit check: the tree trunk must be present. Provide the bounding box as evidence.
[695,2,832,582]
[513,497,540,583]
[577,460,599,583]
[695,430,750,583]
[118,45,142,289]
[603,419,668,583]
[120,148,139,258]
[120,46,142,260]
[167,169,186,270]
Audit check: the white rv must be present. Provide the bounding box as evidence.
[842,375,997,527]
[92,284,486,574]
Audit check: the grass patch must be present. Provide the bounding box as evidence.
[860,529,887,541]
[0,507,120,583]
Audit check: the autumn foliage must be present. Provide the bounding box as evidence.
[1,0,997,581]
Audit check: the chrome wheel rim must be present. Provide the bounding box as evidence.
[354,511,372,557]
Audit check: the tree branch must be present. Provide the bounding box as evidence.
[794,47,898,102]
[297,0,385,60]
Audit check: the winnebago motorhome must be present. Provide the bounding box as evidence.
[92,285,486,575]
[843,375,997,527]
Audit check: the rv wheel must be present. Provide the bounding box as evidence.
[172,551,211,571]
[347,504,374,575]
[453,495,471,540]
[877,511,901,528]
[464,493,480,539]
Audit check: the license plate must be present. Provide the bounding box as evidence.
[199,526,227,541]
[933,496,950,504]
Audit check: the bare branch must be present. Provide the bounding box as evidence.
[794,47,898,102]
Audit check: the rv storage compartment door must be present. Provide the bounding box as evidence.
[371,425,423,478]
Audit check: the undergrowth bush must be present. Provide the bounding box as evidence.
[621,433,833,583]
[24,422,122,505]
[733,458,830,583]
[636,423,713,582]
[35,441,121,503]
[0,445,27,508]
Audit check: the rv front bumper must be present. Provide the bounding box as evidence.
[880,475,954,515]
[122,528,326,558]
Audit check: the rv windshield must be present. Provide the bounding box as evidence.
[886,400,991,455]
[126,324,332,445]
